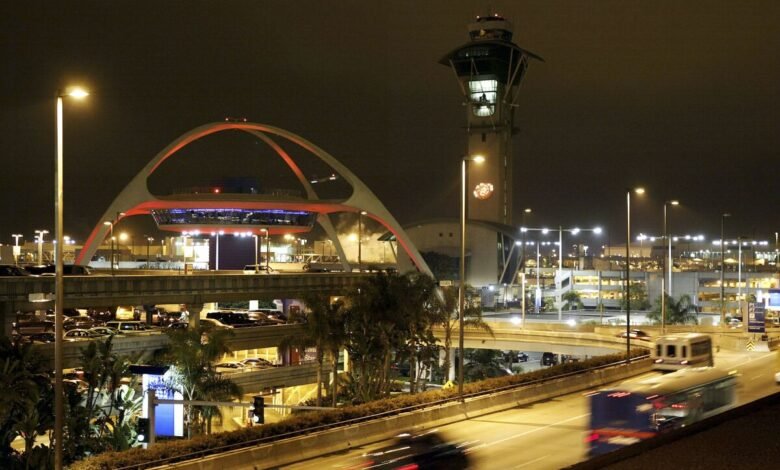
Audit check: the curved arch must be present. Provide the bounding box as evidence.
[77,122,432,278]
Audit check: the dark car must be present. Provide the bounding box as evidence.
[361,431,471,469]
[0,264,30,276]
[27,332,56,343]
[247,310,285,325]
[63,316,101,331]
[23,264,91,276]
[206,311,257,328]
[517,352,529,362]
[616,329,651,340]
[541,352,558,366]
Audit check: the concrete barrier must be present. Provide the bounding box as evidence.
[156,359,651,470]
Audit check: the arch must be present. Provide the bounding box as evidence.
[77,122,432,278]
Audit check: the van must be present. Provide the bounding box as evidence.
[541,352,558,366]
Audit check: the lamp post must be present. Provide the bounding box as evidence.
[521,226,602,320]
[261,228,270,271]
[738,236,745,318]
[626,187,645,363]
[145,236,154,264]
[720,213,731,326]
[54,85,88,470]
[35,229,49,264]
[459,154,484,400]
[661,200,679,334]
[520,208,532,274]
[12,234,22,265]
[103,221,114,275]
[119,232,129,263]
[358,210,367,268]
[253,233,259,273]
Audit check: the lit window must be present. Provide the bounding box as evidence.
[469,79,498,117]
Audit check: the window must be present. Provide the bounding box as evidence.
[665,345,677,358]
[469,79,498,117]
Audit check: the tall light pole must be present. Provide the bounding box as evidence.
[54,85,88,470]
[720,213,731,326]
[145,236,154,264]
[12,234,22,265]
[738,236,745,318]
[626,187,645,363]
[358,210,367,268]
[262,228,270,271]
[35,229,49,264]
[661,200,679,334]
[522,226,602,320]
[459,154,484,400]
[253,233,259,273]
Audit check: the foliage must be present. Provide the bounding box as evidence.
[162,326,241,438]
[561,290,584,311]
[70,351,645,470]
[620,283,651,311]
[463,349,509,381]
[647,294,699,325]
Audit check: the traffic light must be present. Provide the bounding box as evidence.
[250,395,265,424]
[136,417,150,443]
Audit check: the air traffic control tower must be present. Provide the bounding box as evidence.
[440,14,541,226]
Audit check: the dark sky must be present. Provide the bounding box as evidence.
[2,0,778,247]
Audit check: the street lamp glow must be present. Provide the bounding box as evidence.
[65,87,89,99]
[634,187,645,195]
[119,232,129,242]
[472,154,485,163]
[524,208,532,214]
[670,200,679,206]
[593,227,603,234]
[541,228,549,235]
[571,228,580,235]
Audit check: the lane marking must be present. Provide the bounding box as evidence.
[514,455,551,468]
[476,413,590,449]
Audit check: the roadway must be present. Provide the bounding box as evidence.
[282,349,778,470]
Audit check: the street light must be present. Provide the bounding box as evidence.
[358,210,367,268]
[12,234,23,265]
[253,233,259,273]
[261,228,270,271]
[720,213,731,326]
[459,154,484,400]
[661,200,679,334]
[520,225,602,320]
[34,229,49,264]
[625,187,645,363]
[54,85,88,470]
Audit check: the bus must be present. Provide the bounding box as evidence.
[587,367,737,456]
[651,333,713,371]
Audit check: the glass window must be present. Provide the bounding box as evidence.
[469,80,498,117]
[665,345,677,358]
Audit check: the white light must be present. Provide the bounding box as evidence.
[510,316,522,325]
[566,319,576,327]
[515,241,522,246]
[571,228,581,235]
[520,227,528,233]
[542,228,549,235]
[593,227,603,234]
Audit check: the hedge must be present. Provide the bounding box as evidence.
[70,350,644,470]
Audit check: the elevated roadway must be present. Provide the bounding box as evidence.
[0,272,367,334]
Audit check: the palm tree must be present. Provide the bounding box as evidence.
[561,290,584,311]
[163,326,238,438]
[437,285,493,384]
[648,294,699,325]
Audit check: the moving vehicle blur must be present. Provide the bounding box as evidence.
[360,430,472,469]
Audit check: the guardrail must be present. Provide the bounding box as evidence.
[114,355,651,470]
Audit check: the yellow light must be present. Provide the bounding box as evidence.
[119,232,129,242]
[670,200,680,205]
[473,155,485,163]
[103,221,112,226]
[66,87,89,99]
[634,187,645,195]
[524,208,532,213]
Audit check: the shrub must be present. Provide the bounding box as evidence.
[71,350,644,469]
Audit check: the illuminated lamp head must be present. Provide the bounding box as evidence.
[473,182,494,200]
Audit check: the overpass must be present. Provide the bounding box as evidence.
[0,272,367,335]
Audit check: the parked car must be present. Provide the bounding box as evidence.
[206,311,257,328]
[64,329,99,340]
[199,318,230,330]
[240,357,276,369]
[214,362,246,373]
[243,264,274,274]
[104,320,151,333]
[616,329,651,340]
[23,264,91,276]
[27,332,56,343]
[0,264,30,276]
[89,326,121,337]
[541,352,558,366]
[247,310,285,325]
[63,316,101,331]
[517,352,529,362]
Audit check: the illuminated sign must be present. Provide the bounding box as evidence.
[473,182,494,200]
[142,373,184,437]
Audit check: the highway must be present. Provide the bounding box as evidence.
[283,349,778,470]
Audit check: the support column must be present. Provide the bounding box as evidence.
[187,303,203,328]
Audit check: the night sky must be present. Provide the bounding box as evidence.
[2,1,778,248]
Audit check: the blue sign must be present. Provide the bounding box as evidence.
[767,289,780,311]
[748,303,765,333]
[143,374,184,437]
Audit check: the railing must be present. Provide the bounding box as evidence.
[115,355,649,469]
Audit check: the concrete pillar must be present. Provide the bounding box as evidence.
[187,303,203,328]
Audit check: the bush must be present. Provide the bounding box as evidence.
[71,350,644,469]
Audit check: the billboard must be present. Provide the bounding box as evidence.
[747,303,766,333]
[766,289,780,311]
[142,373,184,437]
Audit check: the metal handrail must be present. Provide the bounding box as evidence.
[115,354,649,469]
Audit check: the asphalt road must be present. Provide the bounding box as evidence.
[282,349,778,470]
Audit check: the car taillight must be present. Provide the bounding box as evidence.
[585,432,600,443]
[654,359,663,363]
[396,465,419,470]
